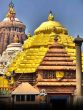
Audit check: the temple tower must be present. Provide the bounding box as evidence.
[0,1,27,54]
[2,11,83,105]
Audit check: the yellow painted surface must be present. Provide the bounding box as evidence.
[7,12,83,74]
[8,34,52,73]
[0,77,8,88]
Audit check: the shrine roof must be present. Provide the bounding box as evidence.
[12,82,39,95]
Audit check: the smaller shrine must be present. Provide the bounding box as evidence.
[12,82,40,104]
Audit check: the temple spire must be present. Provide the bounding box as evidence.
[6,1,16,21]
[48,11,54,21]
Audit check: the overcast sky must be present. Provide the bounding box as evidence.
[0,0,83,38]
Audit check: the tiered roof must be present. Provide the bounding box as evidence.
[8,34,50,73]
[58,34,83,71]
[38,38,76,71]
[7,11,83,74]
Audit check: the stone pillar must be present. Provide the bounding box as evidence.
[73,35,83,105]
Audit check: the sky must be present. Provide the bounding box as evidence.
[0,0,83,38]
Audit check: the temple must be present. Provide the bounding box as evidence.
[1,11,82,105]
[0,3,83,107]
[0,1,27,54]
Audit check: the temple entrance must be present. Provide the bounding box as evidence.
[50,95,69,108]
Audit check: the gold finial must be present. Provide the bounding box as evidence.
[6,1,16,21]
[13,35,19,43]
[48,11,54,21]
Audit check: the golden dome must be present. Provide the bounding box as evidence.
[34,11,68,35]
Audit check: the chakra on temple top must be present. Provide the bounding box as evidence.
[6,1,16,21]
[9,1,14,8]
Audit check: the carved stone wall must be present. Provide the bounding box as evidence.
[38,86,76,93]
[0,28,27,54]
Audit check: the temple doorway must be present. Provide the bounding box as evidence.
[50,95,69,108]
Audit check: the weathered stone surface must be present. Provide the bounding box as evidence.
[0,1,27,54]
[0,28,27,54]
